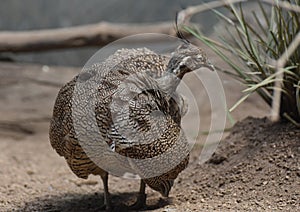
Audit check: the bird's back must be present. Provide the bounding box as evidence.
[49,48,188,179]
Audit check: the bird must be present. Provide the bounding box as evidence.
[49,41,214,210]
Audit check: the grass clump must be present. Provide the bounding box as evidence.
[186,0,300,124]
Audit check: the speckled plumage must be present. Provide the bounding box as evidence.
[50,43,212,210]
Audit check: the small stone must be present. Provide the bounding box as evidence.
[256,167,263,171]
[42,65,50,72]
[162,208,177,212]
[26,170,35,175]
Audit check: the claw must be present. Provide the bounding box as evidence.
[129,193,147,210]
[129,179,147,210]
[100,203,112,211]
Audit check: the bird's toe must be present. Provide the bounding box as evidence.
[128,193,147,210]
[100,203,112,211]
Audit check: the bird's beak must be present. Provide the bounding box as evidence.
[207,63,216,71]
[205,60,215,72]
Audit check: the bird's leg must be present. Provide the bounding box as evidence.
[129,179,147,209]
[100,173,112,210]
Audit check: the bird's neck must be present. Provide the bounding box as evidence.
[156,72,181,94]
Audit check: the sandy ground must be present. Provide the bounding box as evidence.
[1,43,298,211]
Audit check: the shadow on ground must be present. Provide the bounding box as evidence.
[19,192,170,212]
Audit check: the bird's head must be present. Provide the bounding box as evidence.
[156,42,214,95]
[166,42,215,79]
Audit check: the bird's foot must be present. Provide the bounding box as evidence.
[129,193,147,210]
[100,203,112,211]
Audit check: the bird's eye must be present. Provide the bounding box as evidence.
[197,55,203,59]
[179,64,187,70]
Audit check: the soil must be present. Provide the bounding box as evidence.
[173,117,300,211]
[0,58,299,211]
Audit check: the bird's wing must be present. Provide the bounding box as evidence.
[109,70,181,150]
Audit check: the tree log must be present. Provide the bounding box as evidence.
[0,22,177,53]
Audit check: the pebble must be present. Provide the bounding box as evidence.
[42,65,50,72]
[162,208,177,212]
[26,170,35,175]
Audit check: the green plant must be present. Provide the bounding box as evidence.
[185,0,300,124]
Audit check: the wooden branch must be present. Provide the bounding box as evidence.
[177,0,247,25]
[0,21,176,53]
[270,31,300,122]
[177,0,300,25]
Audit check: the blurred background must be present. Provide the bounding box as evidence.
[0,0,222,66]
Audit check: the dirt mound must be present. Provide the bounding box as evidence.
[173,117,300,211]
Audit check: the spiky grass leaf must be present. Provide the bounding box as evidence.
[296,81,300,115]
[188,0,300,123]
